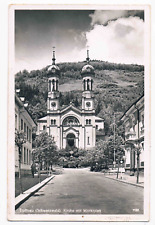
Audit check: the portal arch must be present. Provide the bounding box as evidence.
[62,116,80,126]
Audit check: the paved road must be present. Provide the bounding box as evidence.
[16,168,143,215]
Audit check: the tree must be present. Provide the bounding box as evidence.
[82,140,107,171]
[95,102,101,115]
[73,97,79,107]
[32,132,58,177]
[15,129,27,193]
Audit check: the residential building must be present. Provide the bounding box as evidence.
[15,94,36,176]
[121,95,144,172]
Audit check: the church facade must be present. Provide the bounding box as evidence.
[37,50,104,150]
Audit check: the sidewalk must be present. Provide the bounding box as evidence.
[15,174,48,197]
[104,172,144,188]
[15,175,55,209]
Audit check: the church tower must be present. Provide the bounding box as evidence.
[47,47,60,113]
[81,48,96,149]
[81,48,95,112]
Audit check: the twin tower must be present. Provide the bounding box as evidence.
[47,48,95,113]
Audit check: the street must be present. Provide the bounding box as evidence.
[16,168,143,214]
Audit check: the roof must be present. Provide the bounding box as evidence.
[15,94,37,127]
[95,116,104,121]
[61,103,82,115]
[37,105,103,123]
[47,64,60,77]
[81,64,95,77]
[37,116,47,122]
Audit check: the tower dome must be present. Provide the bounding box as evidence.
[47,47,60,76]
[47,64,60,75]
[81,48,94,77]
[81,64,94,75]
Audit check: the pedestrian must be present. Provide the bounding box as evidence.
[31,163,35,178]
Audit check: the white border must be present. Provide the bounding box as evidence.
[5,2,151,223]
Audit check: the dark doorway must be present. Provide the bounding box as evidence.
[67,133,75,147]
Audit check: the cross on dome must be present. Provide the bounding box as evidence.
[86,45,90,64]
[47,46,60,75]
[81,47,95,76]
[52,46,56,65]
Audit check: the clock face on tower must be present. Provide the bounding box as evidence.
[51,102,56,107]
[86,102,91,107]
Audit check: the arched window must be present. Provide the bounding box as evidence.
[63,116,80,126]
[52,79,55,91]
[87,79,90,90]
[56,80,58,91]
[86,119,91,125]
[91,79,93,90]
[51,119,56,125]
[83,79,86,91]
[49,80,51,92]
[87,137,90,145]
[43,125,46,130]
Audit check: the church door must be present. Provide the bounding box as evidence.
[66,133,76,148]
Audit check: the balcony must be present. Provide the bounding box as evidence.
[125,131,136,140]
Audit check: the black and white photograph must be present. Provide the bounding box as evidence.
[7,4,151,221]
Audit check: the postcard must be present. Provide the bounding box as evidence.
[8,4,151,221]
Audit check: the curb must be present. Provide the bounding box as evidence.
[15,175,55,209]
[104,176,144,188]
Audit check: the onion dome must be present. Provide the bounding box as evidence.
[81,64,94,76]
[47,47,60,76]
[81,48,95,76]
[47,64,60,75]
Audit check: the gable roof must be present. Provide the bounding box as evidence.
[64,126,79,133]
[38,116,47,122]
[60,103,81,115]
[15,94,37,127]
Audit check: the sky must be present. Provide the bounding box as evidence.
[15,10,144,73]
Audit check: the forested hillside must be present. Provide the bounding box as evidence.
[15,60,144,134]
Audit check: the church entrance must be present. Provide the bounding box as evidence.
[66,133,76,148]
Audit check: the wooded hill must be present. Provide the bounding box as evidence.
[15,60,144,135]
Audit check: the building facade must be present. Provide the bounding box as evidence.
[121,95,144,172]
[37,50,104,150]
[15,94,36,176]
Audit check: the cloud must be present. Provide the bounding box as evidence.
[78,16,144,65]
[90,10,144,26]
[15,10,144,73]
[90,10,127,26]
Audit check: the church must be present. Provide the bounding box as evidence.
[37,49,104,150]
